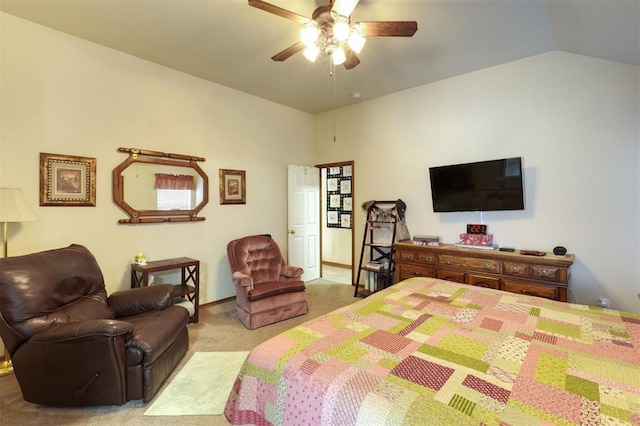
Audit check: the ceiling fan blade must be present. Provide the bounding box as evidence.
[332,0,360,17]
[343,49,360,70]
[356,21,418,37]
[271,42,305,61]
[248,0,310,24]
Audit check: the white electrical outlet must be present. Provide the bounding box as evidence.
[597,298,609,308]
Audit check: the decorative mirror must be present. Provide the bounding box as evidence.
[113,147,209,224]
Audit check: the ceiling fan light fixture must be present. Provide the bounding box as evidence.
[303,44,320,62]
[332,46,347,65]
[348,31,366,54]
[301,22,320,46]
[249,0,418,70]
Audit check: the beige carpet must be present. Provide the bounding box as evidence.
[0,281,355,426]
[144,351,249,416]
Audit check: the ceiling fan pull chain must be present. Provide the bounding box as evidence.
[333,63,337,142]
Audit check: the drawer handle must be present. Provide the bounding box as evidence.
[520,289,530,294]
[538,270,552,277]
[508,266,521,273]
[443,259,452,265]
[420,256,430,262]
[483,263,494,270]
[412,272,420,276]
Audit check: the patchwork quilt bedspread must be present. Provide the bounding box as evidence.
[224,277,640,425]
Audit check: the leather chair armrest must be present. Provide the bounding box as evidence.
[107,284,174,317]
[280,265,303,280]
[29,319,133,343]
[232,271,253,287]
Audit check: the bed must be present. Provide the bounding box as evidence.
[224,277,640,425]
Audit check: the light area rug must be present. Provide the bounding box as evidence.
[144,351,249,416]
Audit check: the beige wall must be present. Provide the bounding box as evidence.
[0,13,315,305]
[315,51,640,312]
[2,12,640,316]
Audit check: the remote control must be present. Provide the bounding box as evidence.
[520,250,546,256]
[499,247,515,252]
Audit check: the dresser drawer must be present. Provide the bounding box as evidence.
[396,249,435,265]
[438,255,499,273]
[502,280,559,300]
[531,265,568,283]
[436,268,465,283]
[502,261,530,278]
[397,263,434,280]
[468,274,500,290]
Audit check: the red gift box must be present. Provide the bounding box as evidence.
[460,233,493,246]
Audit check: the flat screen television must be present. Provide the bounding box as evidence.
[429,157,525,212]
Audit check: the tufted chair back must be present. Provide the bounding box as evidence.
[227,235,285,285]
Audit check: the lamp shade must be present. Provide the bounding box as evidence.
[333,21,350,42]
[300,23,320,46]
[0,188,38,223]
[348,32,366,54]
[332,47,346,65]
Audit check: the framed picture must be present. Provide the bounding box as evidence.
[340,180,351,194]
[341,213,351,228]
[327,211,338,224]
[219,169,246,205]
[343,197,352,211]
[327,178,338,192]
[39,153,96,206]
[329,166,341,176]
[330,194,341,208]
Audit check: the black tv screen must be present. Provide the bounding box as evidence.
[429,157,525,212]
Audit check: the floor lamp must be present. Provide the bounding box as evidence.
[0,187,38,376]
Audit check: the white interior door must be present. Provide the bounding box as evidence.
[287,165,320,282]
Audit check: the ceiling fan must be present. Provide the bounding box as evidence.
[248,0,418,70]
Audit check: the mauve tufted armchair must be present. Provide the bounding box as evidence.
[227,235,308,329]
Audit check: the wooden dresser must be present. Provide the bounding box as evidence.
[393,242,574,302]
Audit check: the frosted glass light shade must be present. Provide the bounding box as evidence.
[348,32,366,54]
[303,45,320,62]
[300,24,320,46]
[333,21,350,42]
[332,47,346,65]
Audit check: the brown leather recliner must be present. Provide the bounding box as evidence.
[0,244,190,407]
[227,235,308,329]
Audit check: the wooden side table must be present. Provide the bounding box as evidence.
[131,257,200,323]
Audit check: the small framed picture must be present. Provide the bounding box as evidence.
[340,180,351,194]
[343,197,352,211]
[327,211,338,224]
[39,153,96,206]
[219,169,246,205]
[341,213,351,228]
[327,178,338,192]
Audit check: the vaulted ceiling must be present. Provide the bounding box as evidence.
[1,0,638,114]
